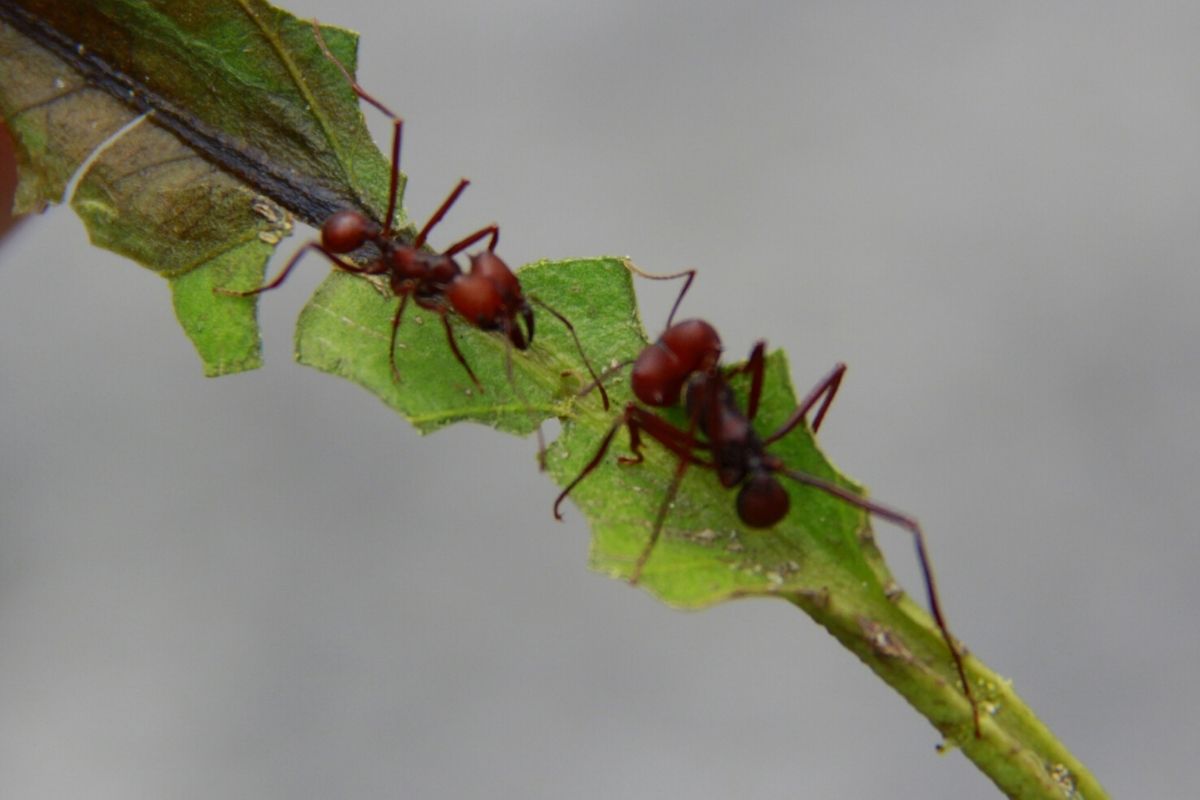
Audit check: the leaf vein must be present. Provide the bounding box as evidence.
[231,0,358,205]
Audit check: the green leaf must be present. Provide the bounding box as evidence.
[0,0,395,375]
[294,254,883,607]
[549,347,875,607]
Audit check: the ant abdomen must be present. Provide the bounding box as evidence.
[736,474,790,528]
[321,209,378,254]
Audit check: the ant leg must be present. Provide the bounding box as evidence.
[311,21,404,234]
[216,242,370,297]
[625,404,704,584]
[804,362,846,433]
[630,452,689,584]
[616,406,648,466]
[554,402,714,581]
[380,119,403,236]
[622,405,713,465]
[415,180,470,248]
[763,362,847,444]
[442,223,499,257]
[777,467,981,738]
[387,290,412,384]
[311,19,401,120]
[553,406,631,520]
[437,309,483,391]
[531,296,610,411]
[553,403,708,514]
[621,259,696,329]
[740,341,767,421]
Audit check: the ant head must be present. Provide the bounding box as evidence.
[631,344,685,407]
[660,319,722,374]
[447,273,506,330]
[736,473,790,528]
[322,210,379,254]
[464,253,531,347]
[631,320,723,408]
[469,252,523,304]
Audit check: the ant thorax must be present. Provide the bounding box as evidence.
[388,246,460,286]
[687,376,764,489]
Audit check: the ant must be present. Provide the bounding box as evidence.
[554,263,980,736]
[219,20,607,416]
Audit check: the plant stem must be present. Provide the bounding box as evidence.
[791,589,1108,799]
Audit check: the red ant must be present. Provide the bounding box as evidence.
[554,262,980,736]
[219,21,607,415]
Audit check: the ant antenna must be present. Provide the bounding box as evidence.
[575,358,635,400]
[530,297,610,412]
[621,259,696,330]
[417,180,472,248]
[555,260,697,403]
[312,19,404,235]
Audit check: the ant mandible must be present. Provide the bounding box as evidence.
[219,21,607,413]
[554,262,980,736]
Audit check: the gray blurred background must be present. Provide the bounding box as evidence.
[2,1,1197,796]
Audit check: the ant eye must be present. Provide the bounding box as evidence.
[736,475,789,528]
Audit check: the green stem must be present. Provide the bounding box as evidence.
[791,589,1108,799]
